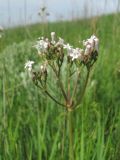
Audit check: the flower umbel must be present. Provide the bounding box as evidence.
[25,32,99,110]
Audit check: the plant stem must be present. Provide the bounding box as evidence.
[67,75,70,104]
[61,111,67,159]
[68,110,74,160]
[71,70,80,104]
[75,70,90,108]
[36,83,65,107]
[44,90,65,107]
[50,63,67,101]
[67,63,71,105]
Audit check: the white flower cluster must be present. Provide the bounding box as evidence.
[34,32,65,56]
[34,32,99,62]
[83,35,99,55]
[25,32,99,71]
[25,60,48,73]
[63,35,99,62]
[64,44,84,61]
[34,37,49,55]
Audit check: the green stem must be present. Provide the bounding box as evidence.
[75,70,90,108]
[44,90,66,107]
[50,63,67,101]
[67,75,70,104]
[71,70,80,104]
[61,111,67,159]
[68,111,74,160]
[36,83,65,107]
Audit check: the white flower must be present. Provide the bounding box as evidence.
[51,32,56,44]
[90,35,99,52]
[35,39,49,54]
[70,49,79,61]
[25,61,34,71]
[64,43,72,50]
[68,48,83,61]
[94,38,99,52]
[64,43,83,61]
[83,35,99,55]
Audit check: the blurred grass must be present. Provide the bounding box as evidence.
[0,13,120,159]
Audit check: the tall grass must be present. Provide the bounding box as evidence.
[0,13,120,159]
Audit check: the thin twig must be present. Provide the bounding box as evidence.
[36,83,65,107]
[50,63,67,101]
[71,70,80,104]
[75,69,90,108]
[67,66,71,104]
[44,90,65,107]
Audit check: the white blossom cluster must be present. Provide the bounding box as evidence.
[34,37,49,54]
[25,32,99,71]
[24,32,100,110]
[34,32,64,56]
[64,44,84,61]
[64,34,99,62]
[83,35,99,55]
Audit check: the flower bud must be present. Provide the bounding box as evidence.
[51,32,56,44]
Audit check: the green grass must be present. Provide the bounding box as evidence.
[0,13,120,159]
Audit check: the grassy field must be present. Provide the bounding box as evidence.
[0,13,120,160]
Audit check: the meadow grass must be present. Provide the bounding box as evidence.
[0,13,120,160]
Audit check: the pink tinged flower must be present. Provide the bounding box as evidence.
[25,61,34,72]
[91,35,99,52]
[83,35,99,54]
[94,38,99,52]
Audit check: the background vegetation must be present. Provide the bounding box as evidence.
[0,13,120,159]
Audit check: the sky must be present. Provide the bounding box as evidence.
[0,0,119,27]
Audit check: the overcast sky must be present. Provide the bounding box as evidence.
[0,0,119,27]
